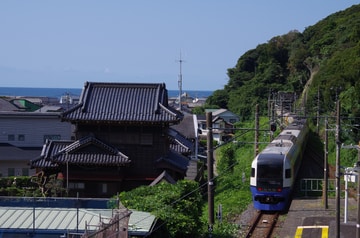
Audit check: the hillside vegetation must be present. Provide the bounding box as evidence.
[207,4,360,132]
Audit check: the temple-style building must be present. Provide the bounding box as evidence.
[30,82,191,197]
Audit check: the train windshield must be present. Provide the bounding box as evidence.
[257,163,283,179]
[256,162,283,191]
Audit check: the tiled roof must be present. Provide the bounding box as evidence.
[167,128,193,154]
[30,135,130,168]
[61,82,183,124]
[171,113,196,139]
[30,140,70,169]
[156,150,189,172]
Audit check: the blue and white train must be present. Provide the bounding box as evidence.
[250,115,308,211]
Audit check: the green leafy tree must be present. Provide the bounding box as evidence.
[206,89,229,109]
[118,180,203,237]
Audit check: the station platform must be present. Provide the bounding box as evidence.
[277,197,357,238]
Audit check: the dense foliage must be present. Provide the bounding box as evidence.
[117,180,203,237]
[208,4,360,137]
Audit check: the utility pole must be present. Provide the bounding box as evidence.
[335,100,341,238]
[255,104,259,157]
[317,87,320,134]
[357,150,360,238]
[341,143,360,238]
[270,101,275,142]
[324,117,328,209]
[206,112,214,236]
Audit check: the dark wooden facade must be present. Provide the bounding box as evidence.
[30,82,190,197]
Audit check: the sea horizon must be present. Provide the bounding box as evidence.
[0,86,213,99]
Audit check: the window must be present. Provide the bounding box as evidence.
[257,164,283,179]
[18,134,25,141]
[101,183,108,193]
[69,182,85,189]
[251,168,255,177]
[285,169,292,178]
[8,168,15,176]
[7,135,15,141]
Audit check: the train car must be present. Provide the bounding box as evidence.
[250,116,308,211]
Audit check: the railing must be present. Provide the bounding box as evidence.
[299,178,356,197]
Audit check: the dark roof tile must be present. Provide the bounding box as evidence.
[61,82,183,124]
[167,128,193,154]
[30,136,130,168]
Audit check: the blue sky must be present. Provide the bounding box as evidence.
[0,1,358,91]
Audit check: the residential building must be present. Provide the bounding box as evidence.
[0,109,72,177]
[198,108,240,144]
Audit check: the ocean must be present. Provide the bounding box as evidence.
[0,87,213,99]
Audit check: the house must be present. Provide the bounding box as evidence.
[30,82,190,197]
[206,108,240,124]
[0,109,73,177]
[198,109,239,144]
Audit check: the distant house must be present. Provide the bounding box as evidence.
[30,82,190,197]
[205,108,240,124]
[0,110,73,177]
[198,109,239,143]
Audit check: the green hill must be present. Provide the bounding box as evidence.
[207,4,360,128]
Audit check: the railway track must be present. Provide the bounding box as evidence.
[244,211,279,238]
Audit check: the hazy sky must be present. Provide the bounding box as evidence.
[0,1,358,91]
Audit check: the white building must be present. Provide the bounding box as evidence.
[0,111,72,177]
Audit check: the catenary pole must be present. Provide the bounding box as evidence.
[356,144,360,238]
[335,100,341,238]
[206,112,214,235]
[254,104,259,157]
[324,117,328,209]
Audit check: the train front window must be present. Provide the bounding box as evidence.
[257,164,283,179]
[257,163,283,192]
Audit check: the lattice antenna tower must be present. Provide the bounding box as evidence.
[177,52,185,111]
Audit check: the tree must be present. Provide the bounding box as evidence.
[206,89,229,109]
[117,180,203,237]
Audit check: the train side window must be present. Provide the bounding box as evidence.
[251,168,255,177]
[285,169,291,178]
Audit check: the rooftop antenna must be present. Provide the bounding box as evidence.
[176,52,185,111]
